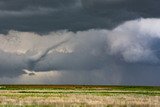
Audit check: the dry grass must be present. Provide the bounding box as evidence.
[0,85,159,107]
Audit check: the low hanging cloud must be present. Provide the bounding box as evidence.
[0,18,160,85]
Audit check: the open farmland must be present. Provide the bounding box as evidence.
[0,85,160,107]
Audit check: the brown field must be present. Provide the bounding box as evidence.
[0,85,160,107]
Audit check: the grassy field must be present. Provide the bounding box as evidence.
[0,85,160,107]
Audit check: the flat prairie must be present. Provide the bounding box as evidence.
[0,85,160,107]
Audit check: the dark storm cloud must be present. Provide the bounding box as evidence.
[0,0,77,10]
[0,0,160,33]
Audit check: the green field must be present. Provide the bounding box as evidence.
[0,85,160,107]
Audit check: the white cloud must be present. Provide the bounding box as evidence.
[107,18,160,63]
[0,30,72,54]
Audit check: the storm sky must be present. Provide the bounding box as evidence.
[0,0,160,85]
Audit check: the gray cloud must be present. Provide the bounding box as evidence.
[0,0,160,33]
[0,18,160,85]
[0,7,56,17]
[0,0,78,11]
